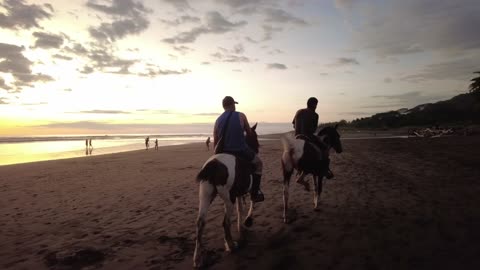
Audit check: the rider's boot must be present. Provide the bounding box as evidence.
[250,174,264,203]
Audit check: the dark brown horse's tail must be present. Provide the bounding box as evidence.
[196,159,225,183]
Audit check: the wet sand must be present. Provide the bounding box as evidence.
[1,136,480,269]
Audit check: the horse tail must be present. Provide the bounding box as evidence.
[196,159,228,184]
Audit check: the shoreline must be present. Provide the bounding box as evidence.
[0,132,448,167]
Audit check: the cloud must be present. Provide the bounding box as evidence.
[261,24,283,41]
[400,57,479,82]
[0,0,53,30]
[87,0,151,42]
[336,0,480,57]
[0,43,53,91]
[328,57,359,67]
[0,97,9,104]
[370,91,449,106]
[173,45,194,55]
[61,39,190,77]
[211,44,251,63]
[263,8,307,25]
[194,112,220,116]
[340,111,374,116]
[161,0,192,12]
[21,102,48,106]
[358,104,404,109]
[384,77,392,83]
[216,54,251,62]
[0,77,11,90]
[86,0,149,17]
[160,15,200,26]
[267,63,287,70]
[53,54,73,60]
[215,0,268,8]
[78,110,131,114]
[371,91,422,100]
[32,32,64,49]
[89,17,150,42]
[137,67,191,77]
[163,11,247,44]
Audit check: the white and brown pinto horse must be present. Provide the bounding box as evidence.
[281,125,343,223]
[193,123,259,268]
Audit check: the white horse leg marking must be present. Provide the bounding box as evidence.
[236,196,247,242]
[244,199,254,227]
[217,187,236,252]
[193,181,215,268]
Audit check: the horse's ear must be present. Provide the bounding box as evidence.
[334,124,339,129]
[251,123,257,131]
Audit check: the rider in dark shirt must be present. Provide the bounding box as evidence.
[292,97,334,188]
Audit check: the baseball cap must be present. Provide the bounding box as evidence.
[222,96,238,107]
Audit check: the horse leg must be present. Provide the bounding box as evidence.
[244,199,254,227]
[218,189,236,252]
[283,169,293,224]
[193,181,215,268]
[282,152,294,223]
[313,175,324,210]
[236,196,247,243]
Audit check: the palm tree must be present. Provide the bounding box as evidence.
[469,71,480,94]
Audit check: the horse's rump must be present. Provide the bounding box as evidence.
[196,154,253,197]
[196,159,228,186]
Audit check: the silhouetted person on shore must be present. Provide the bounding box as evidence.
[89,138,92,148]
[155,139,158,150]
[145,136,150,150]
[206,136,211,151]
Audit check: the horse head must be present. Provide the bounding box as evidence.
[246,123,259,153]
[317,124,343,153]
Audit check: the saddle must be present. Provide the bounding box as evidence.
[295,134,327,151]
[229,154,255,198]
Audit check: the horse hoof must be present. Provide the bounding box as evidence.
[225,241,239,253]
[244,217,253,227]
[193,254,203,268]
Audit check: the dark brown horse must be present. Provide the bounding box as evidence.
[193,123,259,268]
[281,125,343,223]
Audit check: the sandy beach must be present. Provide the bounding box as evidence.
[1,136,480,270]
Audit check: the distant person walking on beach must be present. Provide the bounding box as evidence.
[85,139,88,148]
[145,136,150,150]
[206,136,211,151]
[292,97,334,186]
[155,139,158,150]
[89,138,92,148]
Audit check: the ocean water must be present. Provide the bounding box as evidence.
[0,123,293,166]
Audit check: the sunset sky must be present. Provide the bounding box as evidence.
[0,0,479,135]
